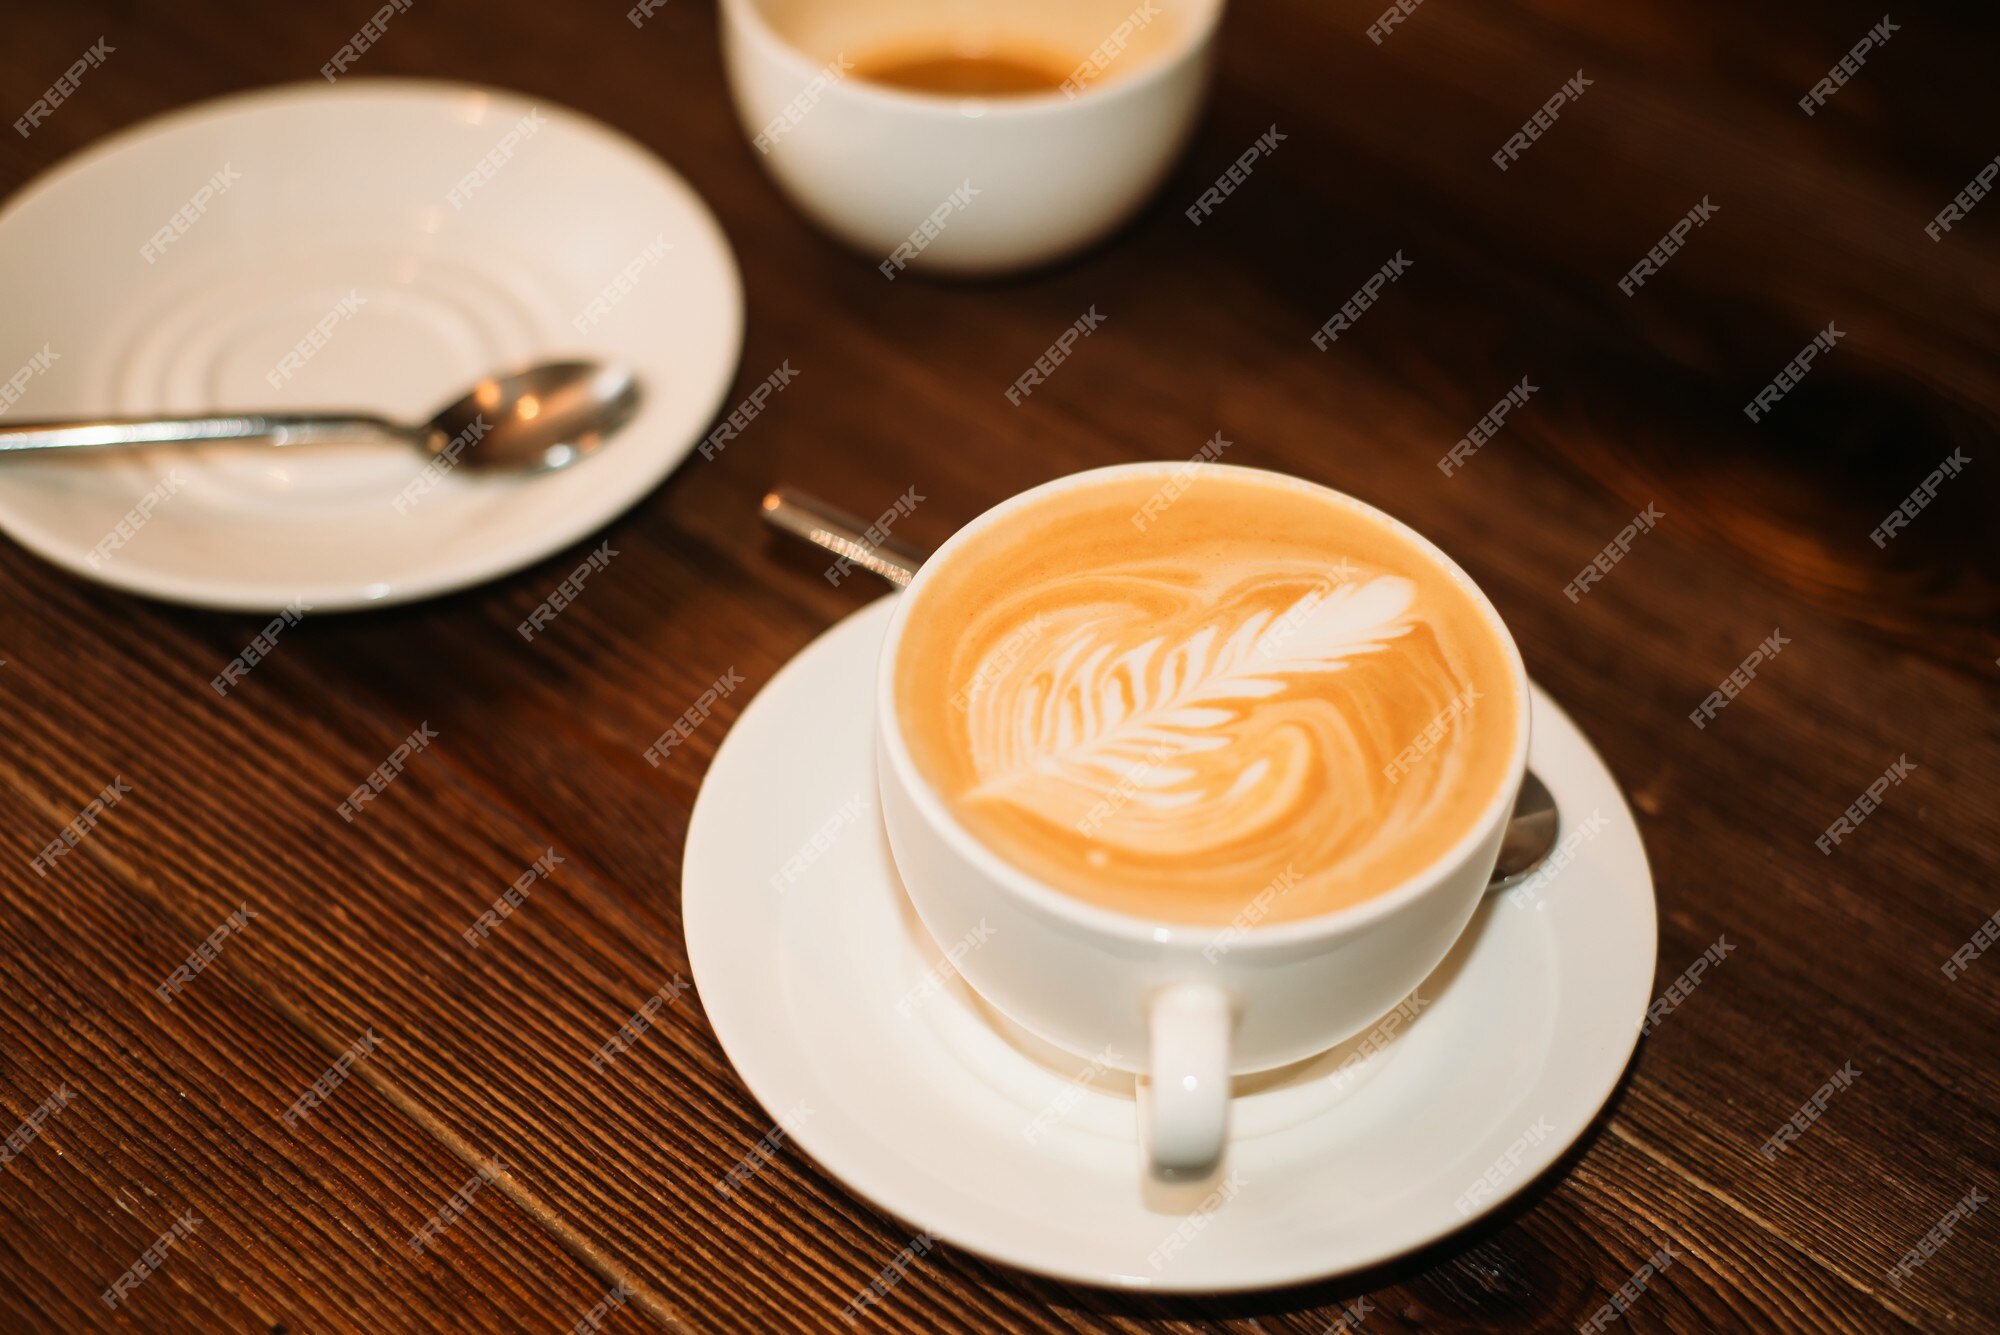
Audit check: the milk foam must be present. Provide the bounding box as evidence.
[895,470,1518,926]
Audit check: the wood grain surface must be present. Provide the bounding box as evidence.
[2,0,1996,1331]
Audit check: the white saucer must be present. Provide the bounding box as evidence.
[0,81,742,612]
[684,598,1656,1293]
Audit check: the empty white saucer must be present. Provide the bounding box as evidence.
[0,80,742,611]
[684,597,1657,1292]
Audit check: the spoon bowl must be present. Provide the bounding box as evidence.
[427,361,643,475]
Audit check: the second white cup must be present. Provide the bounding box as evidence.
[720,0,1226,275]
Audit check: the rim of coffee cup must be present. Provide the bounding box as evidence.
[720,0,1228,119]
[876,460,1534,952]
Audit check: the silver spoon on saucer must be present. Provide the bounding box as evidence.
[760,485,1564,893]
[0,360,641,475]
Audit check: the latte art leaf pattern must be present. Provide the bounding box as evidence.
[895,472,1520,922]
[964,574,1418,835]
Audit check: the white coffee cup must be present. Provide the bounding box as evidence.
[719,0,1225,275]
[875,463,1531,1174]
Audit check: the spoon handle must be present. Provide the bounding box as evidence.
[0,413,410,456]
[760,487,923,588]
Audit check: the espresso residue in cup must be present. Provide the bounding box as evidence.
[850,45,1075,97]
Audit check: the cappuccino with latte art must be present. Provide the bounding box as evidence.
[893,466,1520,926]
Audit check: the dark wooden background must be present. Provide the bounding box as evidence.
[2,0,1996,1330]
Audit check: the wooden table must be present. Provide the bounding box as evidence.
[3,1,1995,1330]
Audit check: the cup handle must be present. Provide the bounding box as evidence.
[1144,982,1231,1174]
